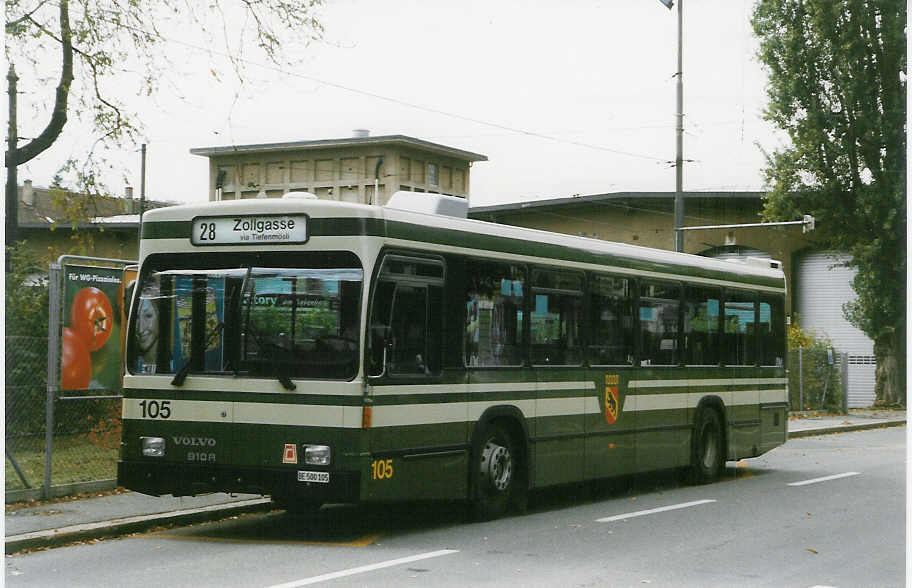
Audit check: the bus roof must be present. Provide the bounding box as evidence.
[141,198,785,289]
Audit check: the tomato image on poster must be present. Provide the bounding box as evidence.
[61,265,125,390]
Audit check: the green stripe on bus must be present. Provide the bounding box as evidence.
[141,217,784,289]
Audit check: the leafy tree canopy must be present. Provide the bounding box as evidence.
[5,0,324,192]
[752,0,906,404]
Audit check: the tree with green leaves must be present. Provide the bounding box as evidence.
[5,0,324,243]
[752,0,906,405]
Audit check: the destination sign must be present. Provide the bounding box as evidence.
[191,215,309,245]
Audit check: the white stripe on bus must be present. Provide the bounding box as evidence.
[622,389,787,412]
[122,398,363,428]
[371,380,596,396]
[371,397,597,428]
[371,378,785,397]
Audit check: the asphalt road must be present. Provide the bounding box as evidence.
[6,428,905,587]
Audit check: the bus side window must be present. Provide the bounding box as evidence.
[464,261,524,367]
[530,270,583,366]
[389,285,429,374]
[588,275,634,366]
[723,290,758,366]
[759,295,785,367]
[683,285,721,366]
[369,255,444,377]
[638,281,681,366]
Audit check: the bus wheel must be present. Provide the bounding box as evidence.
[472,423,516,521]
[689,408,723,484]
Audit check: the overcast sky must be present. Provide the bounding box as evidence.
[15,0,785,208]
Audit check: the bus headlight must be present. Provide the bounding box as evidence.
[303,444,331,466]
[141,437,165,457]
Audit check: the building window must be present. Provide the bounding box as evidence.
[427,163,439,186]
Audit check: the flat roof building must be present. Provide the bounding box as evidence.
[191,132,487,205]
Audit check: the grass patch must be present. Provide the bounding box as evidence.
[6,434,118,491]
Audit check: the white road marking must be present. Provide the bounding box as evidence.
[596,499,716,523]
[788,472,861,486]
[265,549,459,587]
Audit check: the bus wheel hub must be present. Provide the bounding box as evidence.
[481,440,512,492]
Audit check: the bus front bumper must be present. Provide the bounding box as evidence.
[117,460,360,503]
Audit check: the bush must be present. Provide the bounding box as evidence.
[787,324,844,413]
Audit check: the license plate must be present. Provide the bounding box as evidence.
[297,470,329,484]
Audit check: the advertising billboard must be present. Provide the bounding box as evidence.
[60,265,125,391]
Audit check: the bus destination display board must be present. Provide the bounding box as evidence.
[191,215,308,245]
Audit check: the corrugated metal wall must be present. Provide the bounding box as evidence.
[796,252,876,407]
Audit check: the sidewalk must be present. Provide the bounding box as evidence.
[5,409,905,554]
[787,408,906,438]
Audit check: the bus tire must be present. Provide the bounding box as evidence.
[689,408,724,484]
[471,422,518,521]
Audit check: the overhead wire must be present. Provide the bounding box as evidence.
[74,9,672,164]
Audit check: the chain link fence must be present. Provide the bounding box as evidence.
[6,337,48,491]
[787,347,847,412]
[5,336,122,494]
[7,334,849,496]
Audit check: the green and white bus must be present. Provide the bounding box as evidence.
[118,192,787,520]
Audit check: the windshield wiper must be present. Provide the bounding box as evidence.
[244,320,297,391]
[171,322,224,387]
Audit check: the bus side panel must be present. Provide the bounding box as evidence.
[759,403,788,454]
[726,366,761,459]
[365,422,469,501]
[759,367,788,455]
[634,370,689,473]
[366,371,470,502]
[584,368,636,479]
[533,367,586,487]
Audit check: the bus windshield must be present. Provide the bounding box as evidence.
[129,254,363,381]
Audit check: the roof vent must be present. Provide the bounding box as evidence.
[283,191,318,200]
[352,129,370,138]
[741,256,783,270]
[385,191,467,218]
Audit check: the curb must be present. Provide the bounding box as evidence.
[5,497,274,554]
[788,419,906,439]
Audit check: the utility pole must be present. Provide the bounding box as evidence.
[6,65,19,251]
[657,0,685,253]
[139,143,147,238]
[673,0,684,253]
